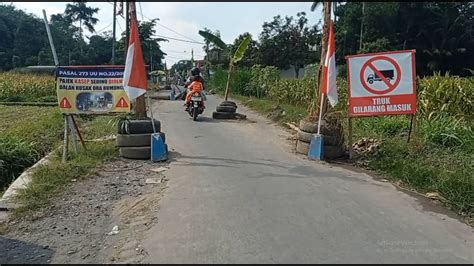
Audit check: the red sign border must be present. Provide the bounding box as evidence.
[346,50,417,118]
[359,55,402,95]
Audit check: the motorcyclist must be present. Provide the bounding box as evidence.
[178,67,207,100]
[184,74,205,110]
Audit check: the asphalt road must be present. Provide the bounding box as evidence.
[141,91,473,264]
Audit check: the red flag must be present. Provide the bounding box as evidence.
[321,21,338,107]
[123,2,147,101]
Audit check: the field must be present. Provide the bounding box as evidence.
[0,72,56,102]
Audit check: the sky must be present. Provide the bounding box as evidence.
[9,1,322,66]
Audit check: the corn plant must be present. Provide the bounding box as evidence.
[0,73,56,102]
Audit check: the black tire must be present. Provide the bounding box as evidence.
[220,101,237,107]
[296,140,310,154]
[299,120,318,133]
[117,133,151,147]
[220,102,238,108]
[151,95,170,100]
[234,113,247,120]
[297,131,341,146]
[324,145,345,159]
[118,119,161,134]
[119,146,151,160]
[297,131,313,143]
[216,105,236,113]
[212,111,235,120]
[193,108,198,121]
[165,144,169,154]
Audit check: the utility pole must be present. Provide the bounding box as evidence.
[112,0,116,64]
[125,1,129,56]
[359,2,365,51]
[128,1,147,118]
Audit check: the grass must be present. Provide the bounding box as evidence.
[13,141,118,216]
[228,94,308,124]
[0,105,63,189]
[1,103,122,210]
[10,113,120,215]
[366,137,473,218]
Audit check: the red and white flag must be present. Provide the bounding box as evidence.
[123,2,147,101]
[321,21,338,107]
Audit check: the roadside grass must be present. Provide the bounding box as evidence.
[13,140,118,216]
[0,105,63,189]
[227,94,308,124]
[1,105,122,215]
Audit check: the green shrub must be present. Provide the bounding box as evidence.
[209,67,228,92]
[419,115,473,151]
[232,67,252,96]
[0,137,40,189]
[249,65,280,98]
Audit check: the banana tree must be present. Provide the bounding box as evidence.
[199,30,251,101]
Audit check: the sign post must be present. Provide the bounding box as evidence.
[346,50,417,158]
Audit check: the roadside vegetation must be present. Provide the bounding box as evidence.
[0,73,56,103]
[0,102,121,203]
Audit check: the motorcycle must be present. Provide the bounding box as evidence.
[187,92,204,121]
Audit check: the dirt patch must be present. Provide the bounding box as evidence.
[1,157,170,264]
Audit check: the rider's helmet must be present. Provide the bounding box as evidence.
[190,67,200,76]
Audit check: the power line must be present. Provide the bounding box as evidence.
[154,34,205,45]
[155,21,200,43]
[96,22,113,34]
[138,1,144,21]
[133,6,201,44]
[162,49,205,56]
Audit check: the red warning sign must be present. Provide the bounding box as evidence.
[346,50,417,117]
[115,96,129,108]
[360,56,401,95]
[59,97,72,108]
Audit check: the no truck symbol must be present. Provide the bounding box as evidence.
[360,55,402,95]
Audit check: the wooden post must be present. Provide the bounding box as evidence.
[348,117,353,160]
[70,115,87,150]
[125,1,129,51]
[407,114,415,143]
[112,0,117,64]
[314,2,331,120]
[128,1,147,119]
[62,115,69,163]
[67,115,79,152]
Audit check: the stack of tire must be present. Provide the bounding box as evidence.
[296,119,345,159]
[212,101,238,119]
[117,119,167,160]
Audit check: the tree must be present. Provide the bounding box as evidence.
[334,2,474,76]
[258,12,319,78]
[199,30,251,101]
[64,1,99,53]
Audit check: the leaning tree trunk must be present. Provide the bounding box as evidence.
[310,2,331,121]
[224,62,234,101]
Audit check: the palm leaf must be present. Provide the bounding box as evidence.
[311,1,321,12]
[232,35,251,64]
[198,30,227,50]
